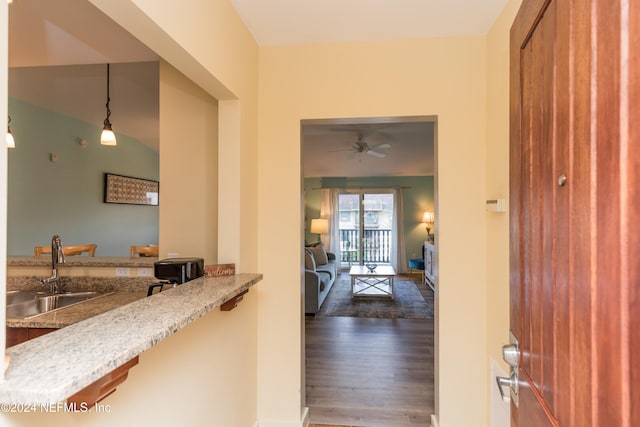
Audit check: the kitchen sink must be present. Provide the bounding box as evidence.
[6,291,113,319]
[7,290,44,306]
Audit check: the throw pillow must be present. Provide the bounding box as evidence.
[309,242,329,265]
[304,249,316,271]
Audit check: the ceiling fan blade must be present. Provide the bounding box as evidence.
[367,150,386,158]
[370,143,391,150]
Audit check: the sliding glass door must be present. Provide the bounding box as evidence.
[337,192,394,268]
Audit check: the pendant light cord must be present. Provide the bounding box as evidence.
[104,64,112,129]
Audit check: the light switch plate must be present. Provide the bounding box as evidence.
[486,198,507,212]
[115,267,131,277]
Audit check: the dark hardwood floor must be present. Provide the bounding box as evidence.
[305,275,434,427]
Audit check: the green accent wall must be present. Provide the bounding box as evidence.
[304,176,435,265]
[8,99,159,256]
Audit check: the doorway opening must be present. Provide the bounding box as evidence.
[301,115,437,427]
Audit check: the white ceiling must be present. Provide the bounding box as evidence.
[8,0,158,67]
[8,0,507,172]
[8,0,160,150]
[230,0,509,45]
[303,118,435,178]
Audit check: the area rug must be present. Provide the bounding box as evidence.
[316,276,434,319]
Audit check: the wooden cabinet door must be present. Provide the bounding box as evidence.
[510,0,639,426]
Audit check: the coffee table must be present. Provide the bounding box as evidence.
[349,265,396,299]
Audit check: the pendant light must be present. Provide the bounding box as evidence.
[6,115,15,148]
[100,63,117,146]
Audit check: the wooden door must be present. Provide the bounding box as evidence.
[509,0,639,426]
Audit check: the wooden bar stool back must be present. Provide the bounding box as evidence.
[130,245,159,258]
[34,243,97,258]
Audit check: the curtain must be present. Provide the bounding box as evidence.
[320,188,341,263]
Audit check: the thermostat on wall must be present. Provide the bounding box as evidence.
[486,199,506,212]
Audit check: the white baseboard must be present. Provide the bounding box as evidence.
[257,422,305,427]
[257,408,309,427]
[431,414,439,427]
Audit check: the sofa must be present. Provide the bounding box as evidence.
[304,244,338,315]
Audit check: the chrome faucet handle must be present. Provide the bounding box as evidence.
[58,246,66,264]
[52,234,66,264]
[42,234,65,293]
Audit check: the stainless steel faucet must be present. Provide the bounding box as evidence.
[40,234,66,293]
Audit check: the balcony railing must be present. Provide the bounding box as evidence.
[339,229,391,264]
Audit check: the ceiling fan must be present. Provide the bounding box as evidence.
[338,134,391,158]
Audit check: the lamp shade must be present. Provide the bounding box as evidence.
[6,115,15,148]
[422,211,434,224]
[6,130,15,148]
[310,218,329,234]
[100,126,117,146]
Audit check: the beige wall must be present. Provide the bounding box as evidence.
[259,37,489,426]
[486,0,521,367]
[159,61,219,261]
[89,0,260,271]
[130,0,261,273]
[485,0,522,425]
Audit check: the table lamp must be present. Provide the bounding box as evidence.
[422,211,434,242]
[310,218,329,244]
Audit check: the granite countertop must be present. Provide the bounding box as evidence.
[7,256,157,268]
[0,273,263,404]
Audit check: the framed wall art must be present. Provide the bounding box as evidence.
[104,173,159,206]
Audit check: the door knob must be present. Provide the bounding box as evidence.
[497,332,520,406]
[502,343,519,368]
[496,370,519,406]
[558,174,567,187]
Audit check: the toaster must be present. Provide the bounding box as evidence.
[147,257,205,296]
[154,257,205,284]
